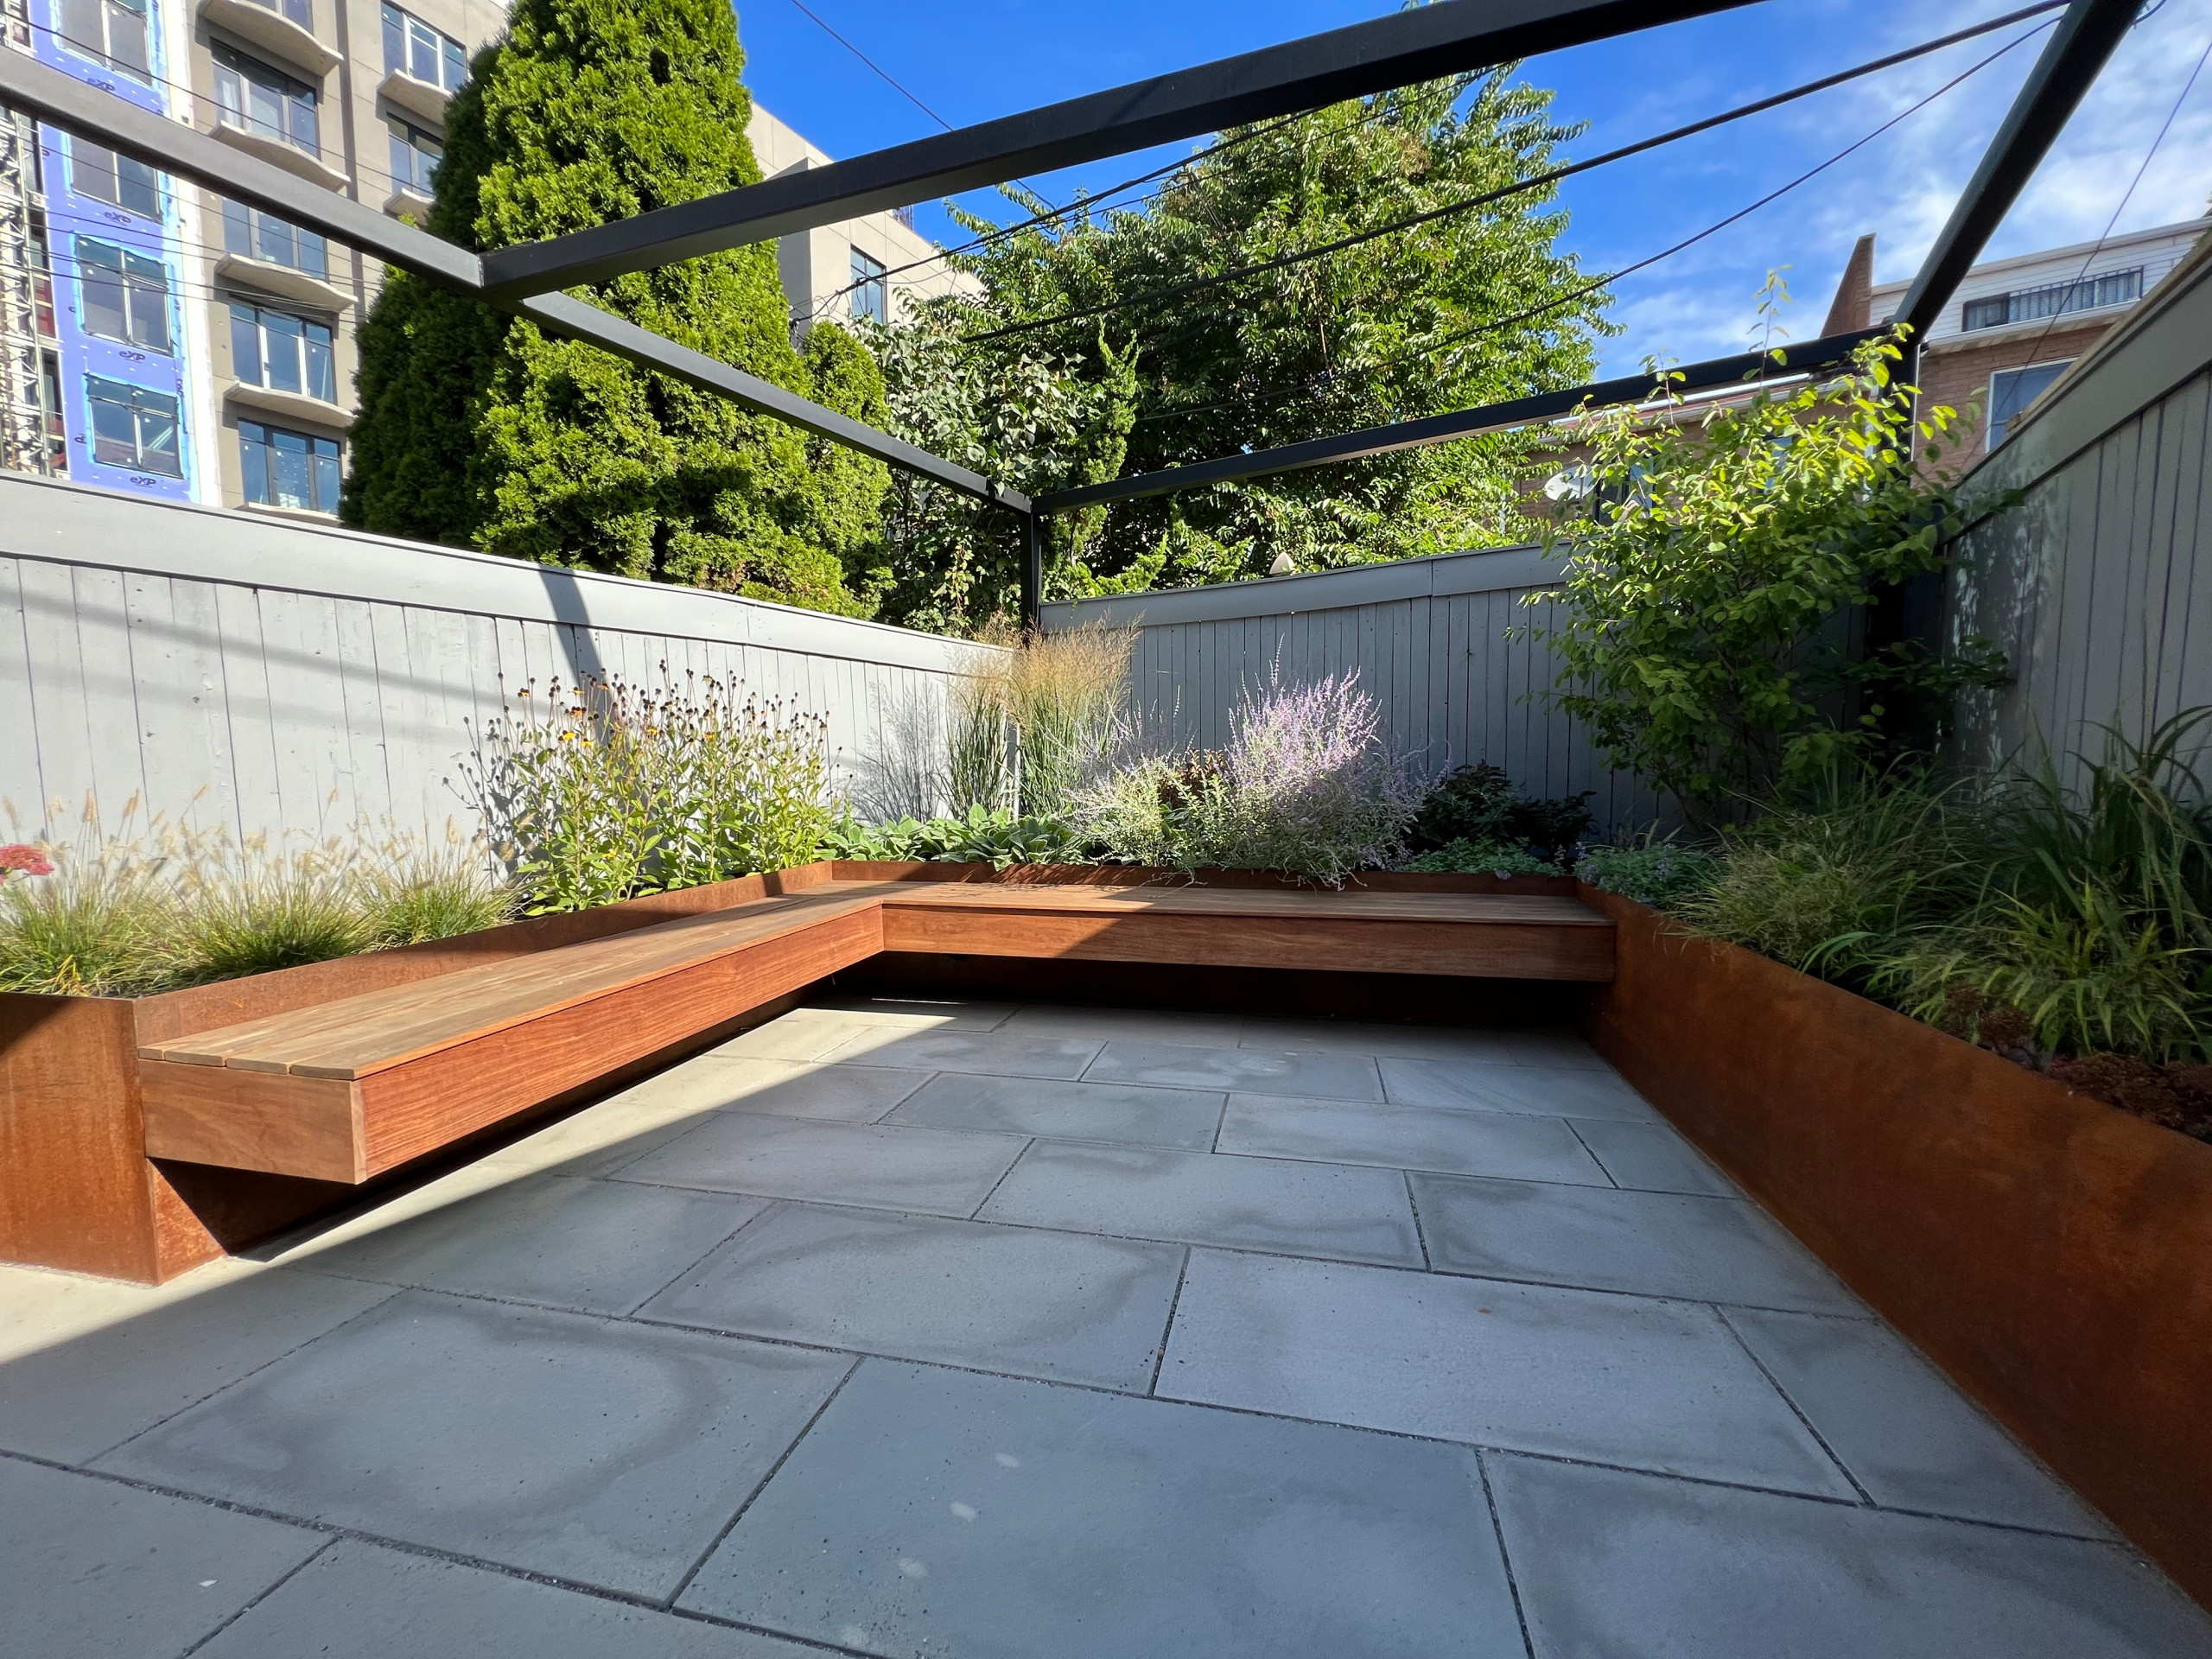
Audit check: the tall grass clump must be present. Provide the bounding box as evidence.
[0,800,175,994]
[942,621,1133,821]
[1076,667,1429,885]
[471,671,836,914]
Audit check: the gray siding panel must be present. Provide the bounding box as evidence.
[0,474,992,845]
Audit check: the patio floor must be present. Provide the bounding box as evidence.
[4,996,2209,1657]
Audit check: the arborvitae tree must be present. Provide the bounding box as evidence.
[344,0,890,614]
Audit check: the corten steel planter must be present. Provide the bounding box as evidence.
[1578,884,2212,1612]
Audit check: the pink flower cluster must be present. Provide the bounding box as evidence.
[0,842,54,883]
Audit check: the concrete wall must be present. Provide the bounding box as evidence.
[1947,235,2212,778]
[0,473,994,845]
[1039,546,1667,832]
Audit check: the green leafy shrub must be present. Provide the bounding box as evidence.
[823,805,1078,868]
[472,673,835,913]
[1400,838,1560,877]
[1535,326,2007,824]
[1406,762,1592,861]
[1574,842,1719,909]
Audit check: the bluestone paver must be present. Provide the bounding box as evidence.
[1217,1093,1612,1185]
[0,1261,395,1463]
[1726,1306,2110,1535]
[820,1027,1104,1077]
[807,995,1019,1030]
[640,1205,1183,1389]
[99,1290,850,1599]
[1486,1452,2212,1658]
[999,1003,1251,1047]
[980,1141,1423,1266]
[613,1114,1027,1217]
[198,1540,823,1658]
[666,1055,933,1122]
[1083,1039,1384,1099]
[1411,1171,1863,1313]
[0,1457,322,1659]
[470,1090,723,1178]
[680,1358,1528,1657]
[1237,1017,1527,1063]
[709,1010,899,1063]
[886,1071,1227,1149]
[1157,1249,1852,1496]
[1381,1054,1659,1120]
[1568,1115,1739,1196]
[298,1174,766,1316]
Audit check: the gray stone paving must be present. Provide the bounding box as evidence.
[3,995,2207,1657]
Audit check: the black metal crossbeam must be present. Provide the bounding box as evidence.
[1034,329,1888,514]
[477,0,1760,300]
[1893,0,2135,338]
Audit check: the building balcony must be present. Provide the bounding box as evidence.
[195,0,340,79]
[224,380,353,431]
[214,252,353,312]
[383,184,434,220]
[209,120,352,194]
[378,67,450,128]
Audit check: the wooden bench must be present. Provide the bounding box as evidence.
[137,871,1614,1186]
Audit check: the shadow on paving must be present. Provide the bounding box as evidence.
[1,996,2208,1659]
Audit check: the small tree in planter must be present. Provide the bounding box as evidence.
[1532,327,2006,827]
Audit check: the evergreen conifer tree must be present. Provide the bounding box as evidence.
[343,0,890,614]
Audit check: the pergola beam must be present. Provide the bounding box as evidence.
[477,0,1761,300]
[1893,0,2136,338]
[1035,329,1888,514]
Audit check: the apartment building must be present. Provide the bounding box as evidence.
[0,6,957,518]
[1853,215,2208,463]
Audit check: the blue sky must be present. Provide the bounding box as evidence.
[734,0,2212,376]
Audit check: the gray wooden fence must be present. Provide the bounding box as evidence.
[0,474,993,849]
[1947,236,2212,780]
[1039,545,1666,831]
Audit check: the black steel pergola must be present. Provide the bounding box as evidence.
[0,0,2139,626]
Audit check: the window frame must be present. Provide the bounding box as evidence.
[228,299,336,403]
[83,373,181,476]
[69,139,162,220]
[380,2,466,92]
[1960,267,2145,333]
[385,114,442,195]
[1986,358,2075,450]
[76,236,174,353]
[58,0,152,84]
[219,198,329,281]
[238,417,342,514]
[212,41,321,158]
[849,246,887,326]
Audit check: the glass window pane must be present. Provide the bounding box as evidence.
[124,257,169,353]
[256,209,293,266]
[116,157,159,219]
[231,303,262,385]
[79,241,127,341]
[272,428,312,508]
[239,421,270,505]
[247,75,284,140]
[222,198,251,257]
[137,398,179,474]
[281,0,310,29]
[290,91,318,154]
[382,3,404,73]
[104,0,149,79]
[296,228,327,280]
[60,0,101,61]
[305,324,334,401]
[409,19,435,79]
[311,444,339,511]
[442,37,464,90]
[70,139,118,207]
[88,383,137,466]
[263,311,303,393]
[389,130,410,191]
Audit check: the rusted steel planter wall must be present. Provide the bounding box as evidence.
[1578,885,2212,1610]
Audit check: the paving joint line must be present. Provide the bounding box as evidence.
[1403,1169,1433,1271]
[1147,1247,1192,1396]
[1712,1303,1877,1506]
[1473,1448,1539,1659]
[176,1536,338,1657]
[620,1197,790,1318]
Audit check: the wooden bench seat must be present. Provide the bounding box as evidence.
[138,873,1615,1185]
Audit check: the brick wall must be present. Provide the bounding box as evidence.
[1918,321,2113,467]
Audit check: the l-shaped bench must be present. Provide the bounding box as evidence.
[136,868,1615,1187]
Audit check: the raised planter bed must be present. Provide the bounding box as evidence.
[1578,884,2212,1611]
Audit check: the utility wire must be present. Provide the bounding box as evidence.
[782,0,953,130]
[1128,17,2047,431]
[963,2,2069,346]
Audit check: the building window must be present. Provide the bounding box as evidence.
[220,199,328,280]
[38,352,67,474]
[29,214,55,338]
[58,0,150,82]
[70,139,161,219]
[239,0,312,30]
[85,375,180,474]
[386,116,441,195]
[230,302,334,402]
[381,3,465,91]
[849,247,886,326]
[213,43,321,158]
[239,420,340,512]
[77,238,172,353]
[1986,361,2072,449]
[1961,268,2143,333]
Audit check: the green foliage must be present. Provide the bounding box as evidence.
[877,71,1611,621]
[1400,838,1560,877]
[1573,842,1719,910]
[1407,761,1592,861]
[1535,326,2007,823]
[823,805,1080,868]
[0,807,510,995]
[470,673,836,913]
[345,0,890,614]
[944,623,1135,820]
